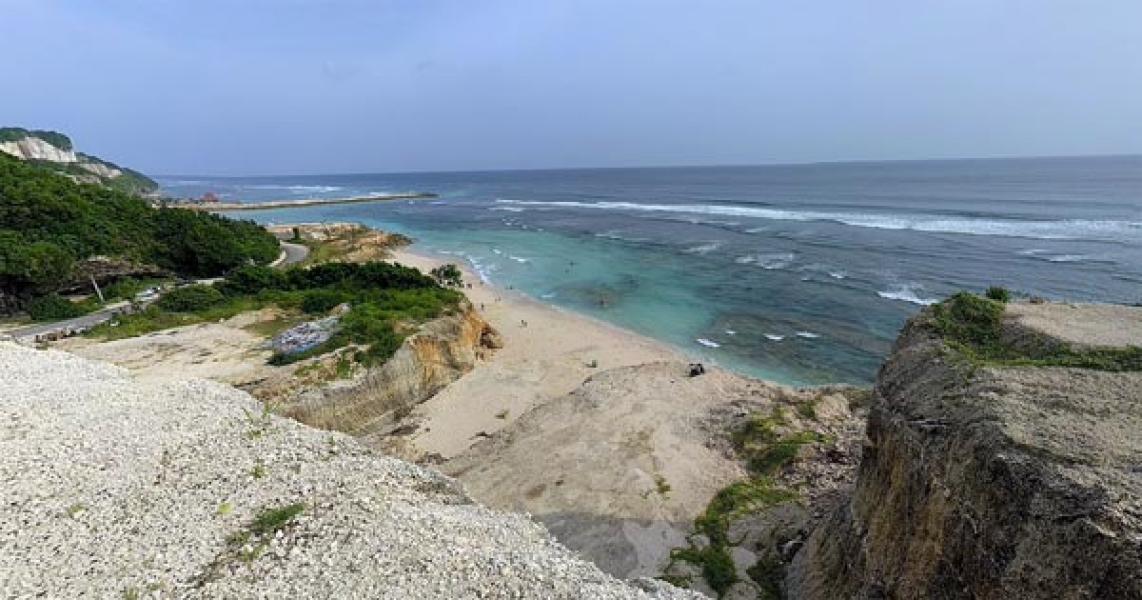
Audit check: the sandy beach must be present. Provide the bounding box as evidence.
[384,247,691,459]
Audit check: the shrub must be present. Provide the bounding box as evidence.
[26,293,86,321]
[300,289,347,314]
[430,264,463,287]
[156,284,225,312]
[985,286,1011,303]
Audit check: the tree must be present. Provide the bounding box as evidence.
[430,264,463,287]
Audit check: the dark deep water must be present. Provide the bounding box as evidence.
[161,156,1142,385]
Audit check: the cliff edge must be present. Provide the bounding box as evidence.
[787,299,1142,599]
[0,342,693,599]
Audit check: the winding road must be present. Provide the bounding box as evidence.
[9,240,310,342]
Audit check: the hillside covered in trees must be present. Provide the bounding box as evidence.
[0,153,279,312]
[0,127,159,195]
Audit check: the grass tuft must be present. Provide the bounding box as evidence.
[933,292,1141,371]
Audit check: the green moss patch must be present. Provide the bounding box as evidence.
[933,293,1141,371]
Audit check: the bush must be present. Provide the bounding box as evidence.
[156,284,225,312]
[985,286,1011,303]
[430,264,463,287]
[26,294,86,321]
[301,289,348,314]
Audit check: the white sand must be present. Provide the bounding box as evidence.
[385,248,691,459]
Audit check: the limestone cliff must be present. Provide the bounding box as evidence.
[0,127,157,194]
[283,303,502,439]
[786,301,1142,599]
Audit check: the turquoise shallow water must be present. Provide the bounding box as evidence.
[164,158,1142,386]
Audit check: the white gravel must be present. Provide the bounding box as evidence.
[0,342,699,599]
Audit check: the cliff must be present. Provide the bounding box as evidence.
[0,341,696,598]
[281,303,502,441]
[0,127,158,195]
[786,299,1142,599]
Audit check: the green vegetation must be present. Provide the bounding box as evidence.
[0,153,278,312]
[746,554,786,600]
[90,262,461,368]
[156,284,226,312]
[198,502,307,583]
[430,263,463,287]
[0,127,72,150]
[933,292,1141,371]
[669,407,824,598]
[985,286,1011,303]
[731,410,828,476]
[26,293,87,321]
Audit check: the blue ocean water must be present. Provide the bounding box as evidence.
[160,157,1142,385]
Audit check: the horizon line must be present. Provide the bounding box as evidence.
[155,151,1142,180]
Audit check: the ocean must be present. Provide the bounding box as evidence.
[160,156,1142,386]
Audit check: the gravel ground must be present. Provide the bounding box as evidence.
[0,342,699,599]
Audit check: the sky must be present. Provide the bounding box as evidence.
[3,0,1142,176]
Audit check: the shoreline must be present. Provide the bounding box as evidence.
[384,243,696,459]
[180,192,436,212]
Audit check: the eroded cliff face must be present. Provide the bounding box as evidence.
[0,137,78,163]
[283,304,501,439]
[786,303,1142,599]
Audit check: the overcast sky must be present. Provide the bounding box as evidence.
[4,0,1141,175]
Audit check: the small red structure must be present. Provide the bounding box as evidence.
[201,192,221,203]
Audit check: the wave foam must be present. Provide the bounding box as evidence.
[735,252,795,270]
[494,199,1140,240]
[877,284,938,306]
[795,331,820,339]
[764,334,785,341]
[684,241,723,255]
[696,338,721,348]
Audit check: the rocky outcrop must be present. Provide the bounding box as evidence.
[0,136,77,163]
[0,341,698,598]
[786,302,1142,599]
[283,304,501,438]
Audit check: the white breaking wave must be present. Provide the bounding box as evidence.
[245,184,344,194]
[725,329,737,336]
[1018,248,1115,264]
[684,241,723,255]
[595,230,651,243]
[493,199,1140,240]
[696,338,721,348]
[736,253,796,270]
[878,284,939,306]
[508,255,529,263]
[764,334,785,341]
[490,206,525,212]
[795,331,820,339]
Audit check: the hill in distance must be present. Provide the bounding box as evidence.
[0,127,158,196]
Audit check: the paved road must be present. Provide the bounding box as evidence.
[8,242,309,343]
[9,301,134,342]
[279,241,310,267]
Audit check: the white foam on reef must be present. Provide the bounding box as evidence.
[795,331,820,339]
[696,338,721,348]
[764,334,785,341]
[725,329,737,336]
[495,199,1141,241]
[735,253,795,270]
[877,283,938,306]
[684,241,723,255]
